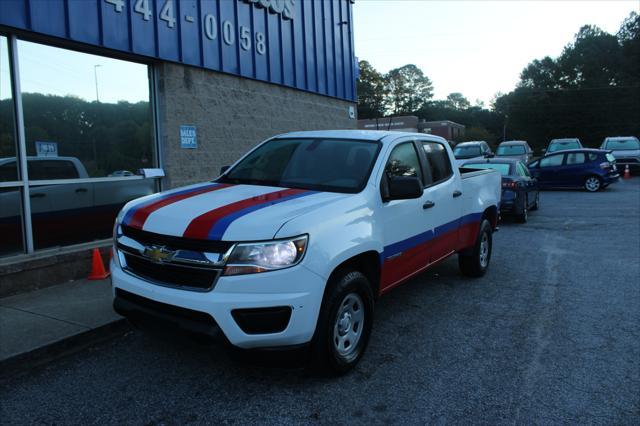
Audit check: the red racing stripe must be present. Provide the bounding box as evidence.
[128,184,233,229]
[183,188,307,240]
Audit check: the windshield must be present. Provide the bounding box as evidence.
[497,145,526,155]
[219,138,381,193]
[454,146,482,159]
[549,140,580,152]
[464,163,511,176]
[605,138,640,150]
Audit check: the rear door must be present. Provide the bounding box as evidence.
[417,139,462,263]
[561,152,587,186]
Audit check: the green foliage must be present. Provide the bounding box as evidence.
[385,64,434,115]
[495,11,640,151]
[357,60,388,119]
[445,93,471,110]
[0,93,153,176]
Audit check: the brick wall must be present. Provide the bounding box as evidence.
[156,63,357,189]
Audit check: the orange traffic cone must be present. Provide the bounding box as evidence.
[623,165,631,179]
[88,248,110,280]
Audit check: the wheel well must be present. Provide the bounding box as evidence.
[327,251,381,299]
[483,205,499,229]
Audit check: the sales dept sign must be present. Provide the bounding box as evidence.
[180,125,197,149]
[241,0,295,20]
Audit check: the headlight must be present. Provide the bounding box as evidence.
[224,235,308,276]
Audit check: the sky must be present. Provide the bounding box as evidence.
[1,38,150,103]
[353,0,639,105]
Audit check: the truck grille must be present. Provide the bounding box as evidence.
[123,253,221,291]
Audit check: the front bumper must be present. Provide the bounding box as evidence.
[110,258,325,349]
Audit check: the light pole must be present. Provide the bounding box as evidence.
[93,64,102,103]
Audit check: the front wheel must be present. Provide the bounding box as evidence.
[459,219,493,277]
[584,176,602,192]
[310,270,374,375]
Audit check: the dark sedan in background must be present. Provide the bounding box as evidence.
[462,158,539,223]
[527,149,619,192]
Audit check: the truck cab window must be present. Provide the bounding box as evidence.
[28,160,80,180]
[384,142,423,183]
[421,141,453,184]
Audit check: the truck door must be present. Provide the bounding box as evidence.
[379,141,431,291]
[418,140,462,263]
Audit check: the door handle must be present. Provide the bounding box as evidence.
[75,188,88,193]
[423,201,435,209]
[452,190,462,198]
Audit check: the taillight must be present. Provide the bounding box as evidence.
[502,181,518,189]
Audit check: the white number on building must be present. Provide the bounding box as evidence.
[204,14,217,40]
[222,21,235,45]
[256,32,266,55]
[105,0,124,13]
[159,0,176,28]
[134,0,152,21]
[240,26,251,51]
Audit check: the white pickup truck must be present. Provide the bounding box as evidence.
[111,130,501,374]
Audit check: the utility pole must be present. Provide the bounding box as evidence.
[93,64,102,103]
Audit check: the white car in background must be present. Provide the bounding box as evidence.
[600,136,640,172]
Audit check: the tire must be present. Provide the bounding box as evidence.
[516,197,528,223]
[530,192,539,211]
[310,270,374,375]
[458,219,493,277]
[584,176,602,192]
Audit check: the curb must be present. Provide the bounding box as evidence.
[0,319,130,381]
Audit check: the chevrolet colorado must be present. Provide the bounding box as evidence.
[111,130,501,374]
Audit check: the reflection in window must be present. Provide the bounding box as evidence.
[540,155,564,167]
[422,142,453,183]
[30,179,156,250]
[386,143,422,182]
[0,187,24,255]
[18,40,154,179]
[1,36,18,182]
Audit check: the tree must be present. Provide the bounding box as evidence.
[385,64,433,115]
[445,92,471,110]
[617,11,640,86]
[519,57,559,89]
[356,60,387,119]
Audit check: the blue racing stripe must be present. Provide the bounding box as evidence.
[207,191,319,240]
[382,212,484,260]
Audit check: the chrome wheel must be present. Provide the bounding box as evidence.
[479,232,489,268]
[333,293,364,359]
[585,177,601,192]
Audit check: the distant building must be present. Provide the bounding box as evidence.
[357,116,465,143]
[358,116,420,132]
[419,120,465,142]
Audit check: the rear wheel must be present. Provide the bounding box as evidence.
[459,219,493,277]
[584,176,602,192]
[310,270,374,375]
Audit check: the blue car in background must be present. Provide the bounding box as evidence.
[527,149,619,192]
[462,158,539,223]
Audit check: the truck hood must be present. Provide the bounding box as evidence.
[120,182,349,241]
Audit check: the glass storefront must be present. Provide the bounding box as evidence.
[0,35,158,256]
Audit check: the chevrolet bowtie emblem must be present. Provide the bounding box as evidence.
[143,245,175,263]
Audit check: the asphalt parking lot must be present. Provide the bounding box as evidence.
[1,180,639,425]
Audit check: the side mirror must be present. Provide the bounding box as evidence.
[220,165,230,175]
[541,148,547,154]
[484,153,495,158]
[387,176,423,201]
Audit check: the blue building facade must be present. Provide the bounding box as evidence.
[0,0,357,101]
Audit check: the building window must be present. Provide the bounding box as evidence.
[0,37,158,256]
